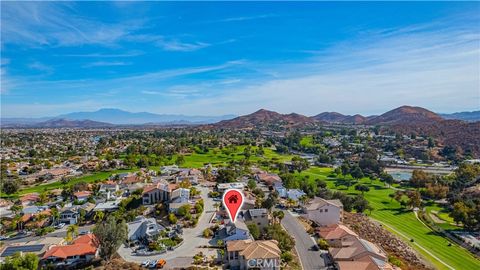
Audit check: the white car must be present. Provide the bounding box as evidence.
[140,260,150,267]
[149,260,158,268]
[54,223,66,229]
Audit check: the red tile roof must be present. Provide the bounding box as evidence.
[74,191,92,198]
[42,234,99,260]
[20,193,40,203]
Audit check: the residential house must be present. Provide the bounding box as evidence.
[142,181,177,205]
[160,165,180,175]
[168,188,191,213]
[275,183,306,201]
[255,173,282,187]
[74,191,91,202]
[59,203,95,225]
[330,238,394,270]
[217,182,245,192]
[241,208,270,230]
[302,197,343,226]
[226,239,281,270]
[41,234,99,268]
[127,216,165,243]
[1,237,65,259]
[215,220,252,242]
[316,224,359,248]
[98,181,119,197]
[93,199,121,212]
[19,193,40,206]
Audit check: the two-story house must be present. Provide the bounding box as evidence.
[226,239,281,270]
[241,208,270,230]
[302,197,343,226]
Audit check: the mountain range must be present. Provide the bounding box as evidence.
[1,107,478,128]
[1,108,236,127]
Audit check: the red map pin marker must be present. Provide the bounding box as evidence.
[222,189,244,223]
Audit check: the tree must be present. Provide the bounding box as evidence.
[175,155,185,166]
[379,172,394,187]
[247,223,261,240]
[265,224,295,252]
[202,228,213,238]
[272,210,285,224]
[410,170,430,188]
[350,166,364,181]
[66,224,79,242]
[355,184,370,195]
[1,179,19,195]
[0,252,39,270]
[353,195,372,213]
[247,179,257,190]
[406,190,422,209]
[93,215,128,260]
[340,163,350,178]
[317,239,329,250]
[93,211,105,222]
[177,204,191,217]
[168,213,177,224]
[216,168,236,183]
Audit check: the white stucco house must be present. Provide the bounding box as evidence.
[302,197,343,226]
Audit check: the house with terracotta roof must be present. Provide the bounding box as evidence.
[316,224,358,248]
[255,172,282,187]
[302,197,343,226]
[41,233,99,268]
[226,239,281,270]
[19,193,40,206]
[73,191,91,202]
[142,181,177,205]
[330,237,395,270]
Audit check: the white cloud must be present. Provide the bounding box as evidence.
[83,61,132,68]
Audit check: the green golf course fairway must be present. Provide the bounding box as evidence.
[297,167,480,270]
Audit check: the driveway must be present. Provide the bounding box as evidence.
[118,186,217,265]
[281,210,328,270]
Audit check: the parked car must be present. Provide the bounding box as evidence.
[0,235,9,240]
[156,259,166,269]
[79,230,91,235]
[140,260,150,267]
[55,223,66,229]
[149,260,158,268]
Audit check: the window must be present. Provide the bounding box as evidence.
[325,209,328,212]
[319,209,323,213]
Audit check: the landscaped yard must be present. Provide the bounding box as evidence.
[296,167,480,270]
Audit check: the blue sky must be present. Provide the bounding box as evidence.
[1,1,479,117]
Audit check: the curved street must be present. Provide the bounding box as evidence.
[117,186,217,267]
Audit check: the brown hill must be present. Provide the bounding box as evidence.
[367,105,443,125]
[214,109,316,129]
[312,112,366,124]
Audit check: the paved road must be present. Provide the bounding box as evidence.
[118,186,217,266]
[281,210,327,270]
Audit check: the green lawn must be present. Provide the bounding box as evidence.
[179,146,294,168]
[296,167,480,270]
[12,169,135,196]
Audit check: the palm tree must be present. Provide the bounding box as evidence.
[93,211,105,222]
[66,224,78,243]
[286,198,296,209]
